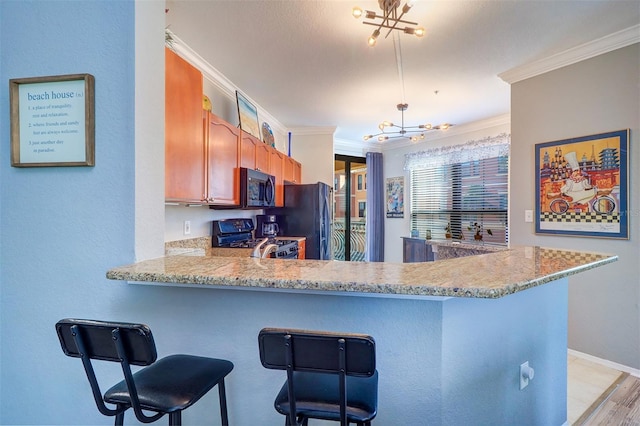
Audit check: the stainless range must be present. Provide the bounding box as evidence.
[211,218,299,259]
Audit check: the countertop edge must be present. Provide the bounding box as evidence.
[105,250,618,299]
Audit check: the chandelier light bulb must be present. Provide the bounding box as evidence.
[414,27,426,37]
[378,135,388,142]
[352,7,363,18]
[363,135,372,141]
[441,123,450,130]
[368,29,380,47]
[424,123,432,130]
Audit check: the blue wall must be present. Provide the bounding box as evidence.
[0,1,137,423]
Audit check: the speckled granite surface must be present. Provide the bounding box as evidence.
[106,245,616,299]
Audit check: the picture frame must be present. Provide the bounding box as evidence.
[535,129,629,239]
[10,73,95,167]
[386,176,404,218]
[235,90,261,140]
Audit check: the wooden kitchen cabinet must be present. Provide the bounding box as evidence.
[205,112,240,206]
[269,147,285,207]
[297,239,306,260]
[240,131,270,172]
[284,156,302,184]
[165,47,205,202]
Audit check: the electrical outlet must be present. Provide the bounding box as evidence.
[183,220,191,235]
[520,361,535,390]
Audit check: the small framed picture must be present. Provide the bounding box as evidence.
[236,91,261,140]
[534,129,629,239]
[10,73,95,167]
[386,176,404,218]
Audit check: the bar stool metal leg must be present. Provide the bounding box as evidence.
[218,379,229,426]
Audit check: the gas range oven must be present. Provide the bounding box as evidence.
[211,218,299,259]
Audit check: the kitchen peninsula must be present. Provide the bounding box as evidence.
[107,247,616,425]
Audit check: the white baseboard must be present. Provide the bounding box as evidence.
[569,349,640,378]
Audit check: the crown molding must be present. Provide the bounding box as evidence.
[334,137,379,156]
[167,31,287,137]
[289,126,337,136]
[499,25,640,84]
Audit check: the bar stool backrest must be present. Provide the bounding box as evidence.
[56,318,162,423]
[258,328,376,376]
[258,327,376,426]
[57,319,157,365]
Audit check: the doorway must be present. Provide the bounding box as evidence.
[333,155,367,261]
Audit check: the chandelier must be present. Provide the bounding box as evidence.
[352,0,425,46]
[363,103,452,142]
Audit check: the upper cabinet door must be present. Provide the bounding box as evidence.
[206,112,240,206]
[240,131,270,173]
[239,131,259,170]
[165,48,205,202]
[269,147,285,207]
[284,156,302,184]
[255,142,270,173]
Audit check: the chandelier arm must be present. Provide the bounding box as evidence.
[360,16,418,26]
[362,21,418,29]
[384,9,410,38]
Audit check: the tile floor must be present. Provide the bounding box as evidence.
[567,352,627,425]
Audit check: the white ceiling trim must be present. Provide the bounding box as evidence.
[289,126,337,136]
[334,137,377,157]
[167,31,287,138]
[499,24,640,84]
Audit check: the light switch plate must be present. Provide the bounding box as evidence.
[524,210,533,223]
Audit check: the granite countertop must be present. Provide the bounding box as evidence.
[106,245,616,299]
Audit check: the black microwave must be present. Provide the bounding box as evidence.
[240,167,275,208]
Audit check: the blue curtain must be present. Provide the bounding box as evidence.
[365,152,384,262]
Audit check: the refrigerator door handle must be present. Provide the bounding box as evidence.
[320,186,330,259]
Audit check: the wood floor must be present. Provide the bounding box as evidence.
[568,353,640,425]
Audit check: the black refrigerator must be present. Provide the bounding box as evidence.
[265,182,332,260]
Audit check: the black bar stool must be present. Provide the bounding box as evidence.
[258,327,378,426]
[56,318,233,425]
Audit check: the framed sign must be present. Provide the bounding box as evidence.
[235,90,261,140]
[10,73,95,167]
[386,176,404,218]
[535,129,629,239]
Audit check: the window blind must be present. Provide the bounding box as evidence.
[410,155,508,245]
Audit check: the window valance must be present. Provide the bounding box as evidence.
[404,133,511,171]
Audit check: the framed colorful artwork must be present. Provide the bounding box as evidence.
[386,176,404,218]
[535,129,629,239]
[236,90,261,140]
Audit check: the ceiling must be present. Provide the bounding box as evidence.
[165,1,639,146]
